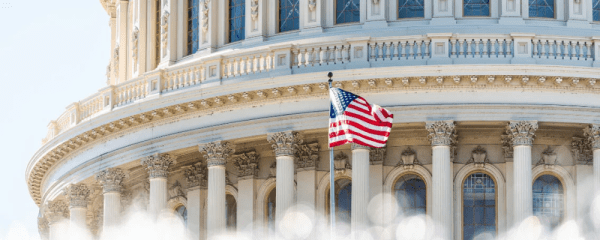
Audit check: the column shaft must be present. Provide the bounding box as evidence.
[48,221,67,240]
[276,155,295,225]
[207,165,226,237]
[432,145,452,239]
[187,188,201,240]
[513,145,533,224]
[69,207,88,233]
[594,149,600,192]
[103,192,121,228]
[149,178,168,216]
[351,148,370,232]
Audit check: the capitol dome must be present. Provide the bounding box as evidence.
[28,0,600,239]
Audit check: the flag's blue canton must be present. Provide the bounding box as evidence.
[330,88,358,118]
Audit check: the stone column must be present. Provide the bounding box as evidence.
[107,4,117,85]
[351,143,370,234]
[584,124,600,192]
[268,131,302,228]
[426,120,456,240]
[141,153,176,218]
[201,141,235,238]
[65,184,91,233]
[233,151,260,237]
[45,200,69,240]
[369,147,386,227]
[117,0,129,83]
[506,121,537,225]
[296,142,320,229]
[96,168,126,231]
[184,162,208,240]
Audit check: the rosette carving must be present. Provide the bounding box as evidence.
[369,147,386,165]
[141,153,176,179]
[268,131,303,157]
[201,141,235,167]
[296,142,320,169]
[506,121,538,146]
[95,168,126,193]
[64,183,90,208]
[426,121,456,146]
[584,124,600,150]
[232,151,260,178]
[45,200,69,223]
[184,162,208,188]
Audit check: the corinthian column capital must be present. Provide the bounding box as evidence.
[200,141,235,167]
[351,143,370,151]
[584,124,600,150]
[506,121,538,146]
[45,200,69,223]
[64,183,90,209]
[232,151,260,178]
[95,168,127,193]
[141,153,176,179]
[184,162,208,188]
[426,120,456,146]
[267,131,303,157]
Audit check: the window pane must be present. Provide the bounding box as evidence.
[533,175,564,230]
[464,0,490,16]
[187,0,200,55]
[398,0,424,18]
[595,0,600,21]
[529,0,554,18]
[229,0,245,43]
[336,0,360,24]
[279,0,300,32]
[394,175,426,216]
[463,173,496,240]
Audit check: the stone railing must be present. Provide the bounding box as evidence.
[40,33,600,145]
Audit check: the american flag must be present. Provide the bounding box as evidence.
[329,87,393,148]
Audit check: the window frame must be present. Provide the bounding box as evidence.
[461,171,498,240]
[277,0,301,33]
[186,0,199,56]
[532,173,566,229]
[462,0,492,17]
[392,173,427,215]
[227,0,246,44]
[397,0,426,19]
[334,0,361,25]
[528,0,557,19]
[594,0,600,22]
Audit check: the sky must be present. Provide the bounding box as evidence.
[0,0,109,238]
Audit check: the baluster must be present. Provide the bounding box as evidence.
[243,57,249,74]
[248,56,254,74]
[482,39,488,58]
[304,48,311,66]
[532,40,539,58]
[587,42,592,60]
[424,41,430,58]
[400,42,407,59]
[490,39,496,57]
[451,39,457,58]
[507,39,513,57]
[252,55,258,73]
[541,40,547,59]
[578,42,584,60]
[335,45,342,63]
[319,47,325,65]
[560,41,567,59]
[548,41,555,59]
[341,45,348,63]
[416,41,422,58]
[467,39,473,58]
[395,41,401,60]
[384,42,390,60]
[313,48,320,65]
[297,49,303,67]
[473,39,480,57]
[370,43,376,61]
[390,42,396,60]
[376,42,382,61]
[459,39,465,58]
[408,41,414,59]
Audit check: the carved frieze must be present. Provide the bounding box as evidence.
[232,151,260,178]
[536,146,558,168]
[95,168,126,193]
[584,124,600,150]
[369,146,386,165]
[397,147,420,169]
[506,121,538,146]
[64,183,91,208]
[140,153,176,179]
[183,162,208,188]
[201,141,235,167]
[571,137,592,165]
[295,142,320,169]
[268,131,303,157]
[426,121,456,146]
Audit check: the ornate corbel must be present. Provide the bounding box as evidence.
[397,147,420,169]
[466,145,490,167]
[183,162,208,188]
[584,124,600,150]
[168,181,186,200]
[536,146,558,169]
[500,135,513,158]
[571,137,592,165]
[295,142,320,170]
[333,151,351,173]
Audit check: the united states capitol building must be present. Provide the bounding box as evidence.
[27,0,600,239]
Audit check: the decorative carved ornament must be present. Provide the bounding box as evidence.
[113,45,119,75]
[334,151,351,172]
[584,124,600,150]
[132,27,139,65]
[168,181,186,200]
[500,135,513,158]
[506,121,538,146]
[295,142,320,169]
[269,161,277,177]
[426,120,456,146]
[536,146,558,168]
[251,0,259,20]
[466,145,490,167]
[268,131,302,157]
[140,153,176,178]
[201,141,235,167]
[45,200,69,223]
[161,11,170,54]
[64,183,90,208]
[370,146,386,165]
[308,0,316,11]
[571,137,592,165]
[184,162,208,188]
[201,0,209,33]
[95,168,126,193]
[397,147,420,169]
[232,151,260,178]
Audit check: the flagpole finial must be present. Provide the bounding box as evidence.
[328,72,333,88]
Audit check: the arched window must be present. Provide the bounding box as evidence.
[279,0,300,32]
[155,0,162,66]
[175,205,188,226]
[594,0,600,21]
[463,173,496,240]
[464,0,490,16]
[187,0,199,55]
[226,194,237,231]
[398,0,424,19]
[266,187,276,233]
[229,0,245,43]
[326,179,352,225]
[533,175,564,230]
[394,174,426,216]
[529,0,554,18]
[335,0,360,24]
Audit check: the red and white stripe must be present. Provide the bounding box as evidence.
[329,97,393,148]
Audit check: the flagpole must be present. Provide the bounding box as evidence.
[327,72,335,238]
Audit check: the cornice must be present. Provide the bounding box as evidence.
[25,74,600,205]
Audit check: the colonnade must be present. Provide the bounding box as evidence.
[42,122,600,240]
